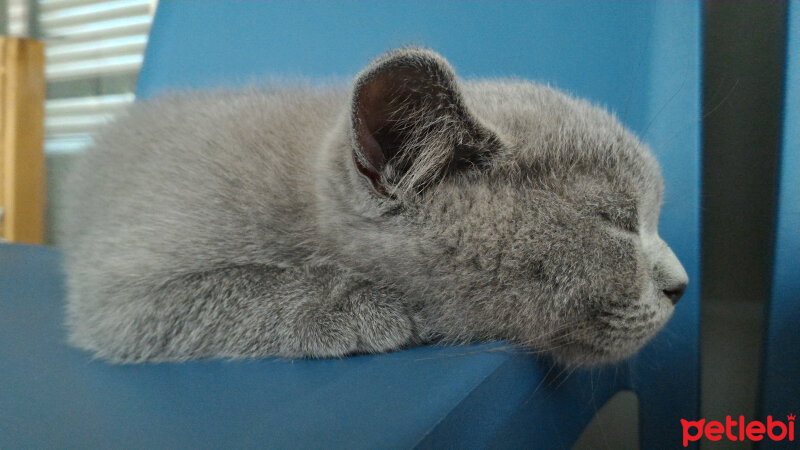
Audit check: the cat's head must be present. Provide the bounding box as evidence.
[320,48,688,366]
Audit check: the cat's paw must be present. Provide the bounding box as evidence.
[349,291,416,354]
[290,304,359,358]
[286,280,416,358]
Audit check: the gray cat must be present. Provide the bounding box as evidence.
[63,48,688,366]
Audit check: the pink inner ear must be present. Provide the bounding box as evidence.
[353,76,392,190]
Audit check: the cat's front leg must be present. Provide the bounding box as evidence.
[67,264,419,362]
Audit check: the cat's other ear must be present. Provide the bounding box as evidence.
[350,48,501,198]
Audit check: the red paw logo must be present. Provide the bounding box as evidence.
[681,414,796,446]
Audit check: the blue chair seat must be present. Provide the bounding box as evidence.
[2,243,624,448]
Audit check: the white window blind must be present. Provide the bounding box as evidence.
[24,0,156,154]
[8,0,29,35]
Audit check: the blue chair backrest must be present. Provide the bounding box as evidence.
[138,2,701,447]
[760,1,800,437]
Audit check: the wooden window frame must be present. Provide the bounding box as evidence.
[0,36,45,244]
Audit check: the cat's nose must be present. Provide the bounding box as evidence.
[663,282,687,305]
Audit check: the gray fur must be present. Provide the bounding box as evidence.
[63,48,688,365]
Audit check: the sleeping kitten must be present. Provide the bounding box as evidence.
[63,48,688,365]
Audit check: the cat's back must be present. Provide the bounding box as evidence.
[64,86,347,274]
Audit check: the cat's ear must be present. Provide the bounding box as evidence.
[350,48,501,197]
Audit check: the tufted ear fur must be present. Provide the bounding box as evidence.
[350,48,501,197]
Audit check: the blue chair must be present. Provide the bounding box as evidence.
[0,2,701,447]
[760,3,799,445]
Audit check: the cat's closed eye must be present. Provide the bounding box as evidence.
[596,209,638,233]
